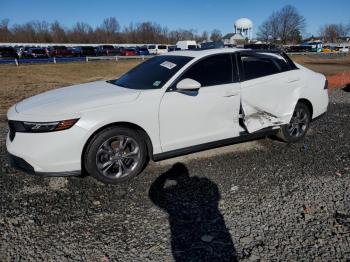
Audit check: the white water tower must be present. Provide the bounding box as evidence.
[234,18,253,40]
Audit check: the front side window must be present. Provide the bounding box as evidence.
[113,55,193,89]
[178,54,235,87]
[241,52,291,80]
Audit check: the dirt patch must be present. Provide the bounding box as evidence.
[327,71,350,89]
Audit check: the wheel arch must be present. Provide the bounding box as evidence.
[298,98,313,119]
[81,122,154,171]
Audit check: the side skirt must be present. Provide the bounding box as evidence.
[153,128,278,162]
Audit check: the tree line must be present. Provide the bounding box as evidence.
[256,5,350,44]
[0,17,223,44]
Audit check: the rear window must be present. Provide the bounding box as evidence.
[241,52,291,80]
[113,55,193,90]
[102,45,114,49]
[82,46,94,50]
[148,45,156,49]
[158,45,167,49]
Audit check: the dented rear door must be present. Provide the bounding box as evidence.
[239,52,302,133]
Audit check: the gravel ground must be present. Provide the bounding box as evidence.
[0,88,349,261]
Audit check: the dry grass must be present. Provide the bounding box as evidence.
[291,54,350,76]
[0,54,349,121]
[0,60,140,121]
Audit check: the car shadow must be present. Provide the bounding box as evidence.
[149,163,237,262]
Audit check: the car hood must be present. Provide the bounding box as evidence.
[15,81,140,117]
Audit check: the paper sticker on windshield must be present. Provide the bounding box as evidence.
[160,61,177,70]
[153,80,162,87]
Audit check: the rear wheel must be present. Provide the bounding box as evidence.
[277,103,311,143]
[84,127,148,184]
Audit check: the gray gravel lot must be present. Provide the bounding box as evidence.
[0,88,349,261]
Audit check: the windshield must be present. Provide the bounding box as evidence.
[113,55,193,90]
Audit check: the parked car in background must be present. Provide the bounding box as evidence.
[321,46,335,53]
[20,46,36,58]
[0,46,19,59]
[73,46,96,57]
[147,44,168,55]
[26,48,49,58]
[167,45,179,52]
[135,46,150,56]
[96,45,121,56]
[176,40,197,50]
[121,47,137,56]
[337,46,349,53]
[47,46,74,57]
[7,48,328,184]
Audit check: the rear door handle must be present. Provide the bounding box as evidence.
[224,90,239,97]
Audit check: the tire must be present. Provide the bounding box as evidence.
[84,127,148,184]
[277,102,311,143]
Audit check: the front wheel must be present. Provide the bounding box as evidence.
[84,127,148,184]
[277,103,311,143]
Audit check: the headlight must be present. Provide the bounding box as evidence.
[22,119,79,132]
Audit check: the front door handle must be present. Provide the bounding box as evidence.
[224,90,239,97]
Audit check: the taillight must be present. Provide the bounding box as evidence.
[324,80,328,89]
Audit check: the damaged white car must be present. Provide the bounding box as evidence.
[7,48,329,184]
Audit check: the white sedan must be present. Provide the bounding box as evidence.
[6,48,329,184]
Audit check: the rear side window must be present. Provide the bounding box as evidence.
[241,52,291,80]
[179,54,236,87]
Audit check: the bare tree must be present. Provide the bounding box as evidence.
[319,23,349,43]
[69,22,93,43]
[0,17,208,44]
[99,17,120,42]
[198,31,209,42]
[0,19,11,42]
[257,5,305,44]
[51,21,67,43]
[210,29,222,42]
[32,21,51,42]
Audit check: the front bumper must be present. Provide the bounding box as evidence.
[8,153,80,177]
[6,124,88,174]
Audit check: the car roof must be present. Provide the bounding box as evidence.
[164,47,244,58]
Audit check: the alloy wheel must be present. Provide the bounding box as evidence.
[95,135,141,179]
[287,107,309,138]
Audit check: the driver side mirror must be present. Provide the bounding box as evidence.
[176,78,201,91]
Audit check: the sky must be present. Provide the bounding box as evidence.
[0,0,349,37]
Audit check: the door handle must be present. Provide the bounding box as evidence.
[224,90,239,97]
